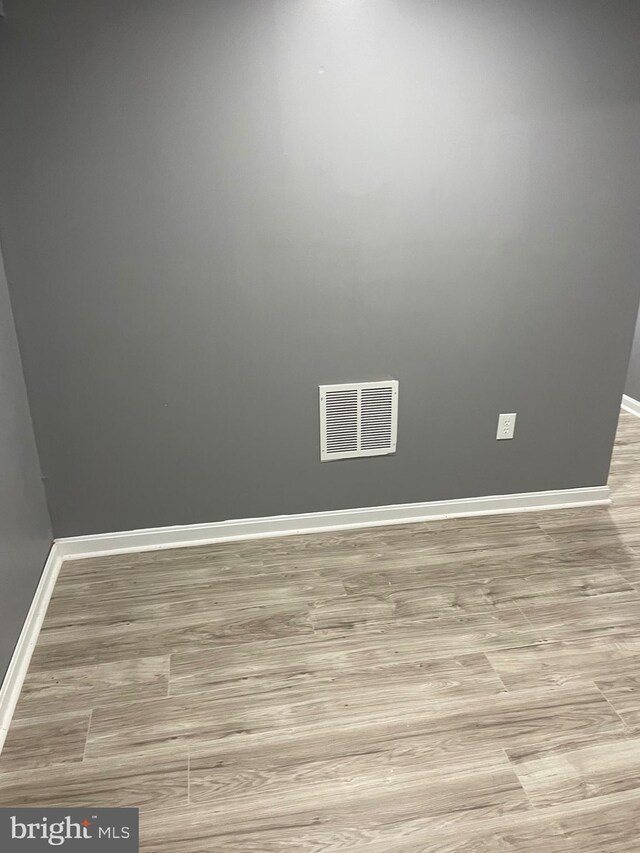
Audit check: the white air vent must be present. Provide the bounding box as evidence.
[319,380,398,461]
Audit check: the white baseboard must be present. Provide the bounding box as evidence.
[55,486,611,561]
[0,484,611,755]
[622,395,640,418]
[0,543,63,756]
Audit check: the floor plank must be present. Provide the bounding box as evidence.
[28,603,313,670]
[553,789,640,852]
[12,656,169,720]
[136,802,579,853]
[85,681,624,763]
[596,675,640,730]
[0,752,187,809]
[187,748,528,835]
[508,736,640,808]
[487,634,640,690]
[169,635,507,698]
[0,712,90,771]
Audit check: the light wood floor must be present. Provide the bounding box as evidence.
[2,413,640,851]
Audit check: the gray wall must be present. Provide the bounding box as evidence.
[0,0,639,537]
[625,311,640,401]
[0,244,51,680]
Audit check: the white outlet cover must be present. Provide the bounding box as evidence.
[496,413,517,440]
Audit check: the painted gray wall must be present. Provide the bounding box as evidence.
[0,244,51,680]
[625,311,640,401]
[0,0,639,537]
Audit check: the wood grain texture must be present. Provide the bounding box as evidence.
[169,635,507,698]
[0,712,90,771]
[487,634,640,690]
[187,748,529,835]
[84,680,624,764]
[12,656,169,720]
[361,567,635,619]
[508,737,640,807]
[1,409,639,851]
[28,603,313,670]
[551,789,640,852]
[0,752,188,809]
[136,805,580,853]
[596,675,640,729]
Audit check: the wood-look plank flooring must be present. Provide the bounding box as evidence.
[1,411,640,850]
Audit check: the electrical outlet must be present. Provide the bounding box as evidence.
[496,412,517,440]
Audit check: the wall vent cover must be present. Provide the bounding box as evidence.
[319,380,398,461]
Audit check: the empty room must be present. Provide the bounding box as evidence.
[1,0,640,850]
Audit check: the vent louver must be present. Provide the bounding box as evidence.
[319,380,398,461]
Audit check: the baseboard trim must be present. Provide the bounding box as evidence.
[622,395,640,418]
[0,543,63,756]
[0,485,611,754]
[55,486,611,561]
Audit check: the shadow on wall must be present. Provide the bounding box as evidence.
[625,309,640,402]
[0,246,51,681]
